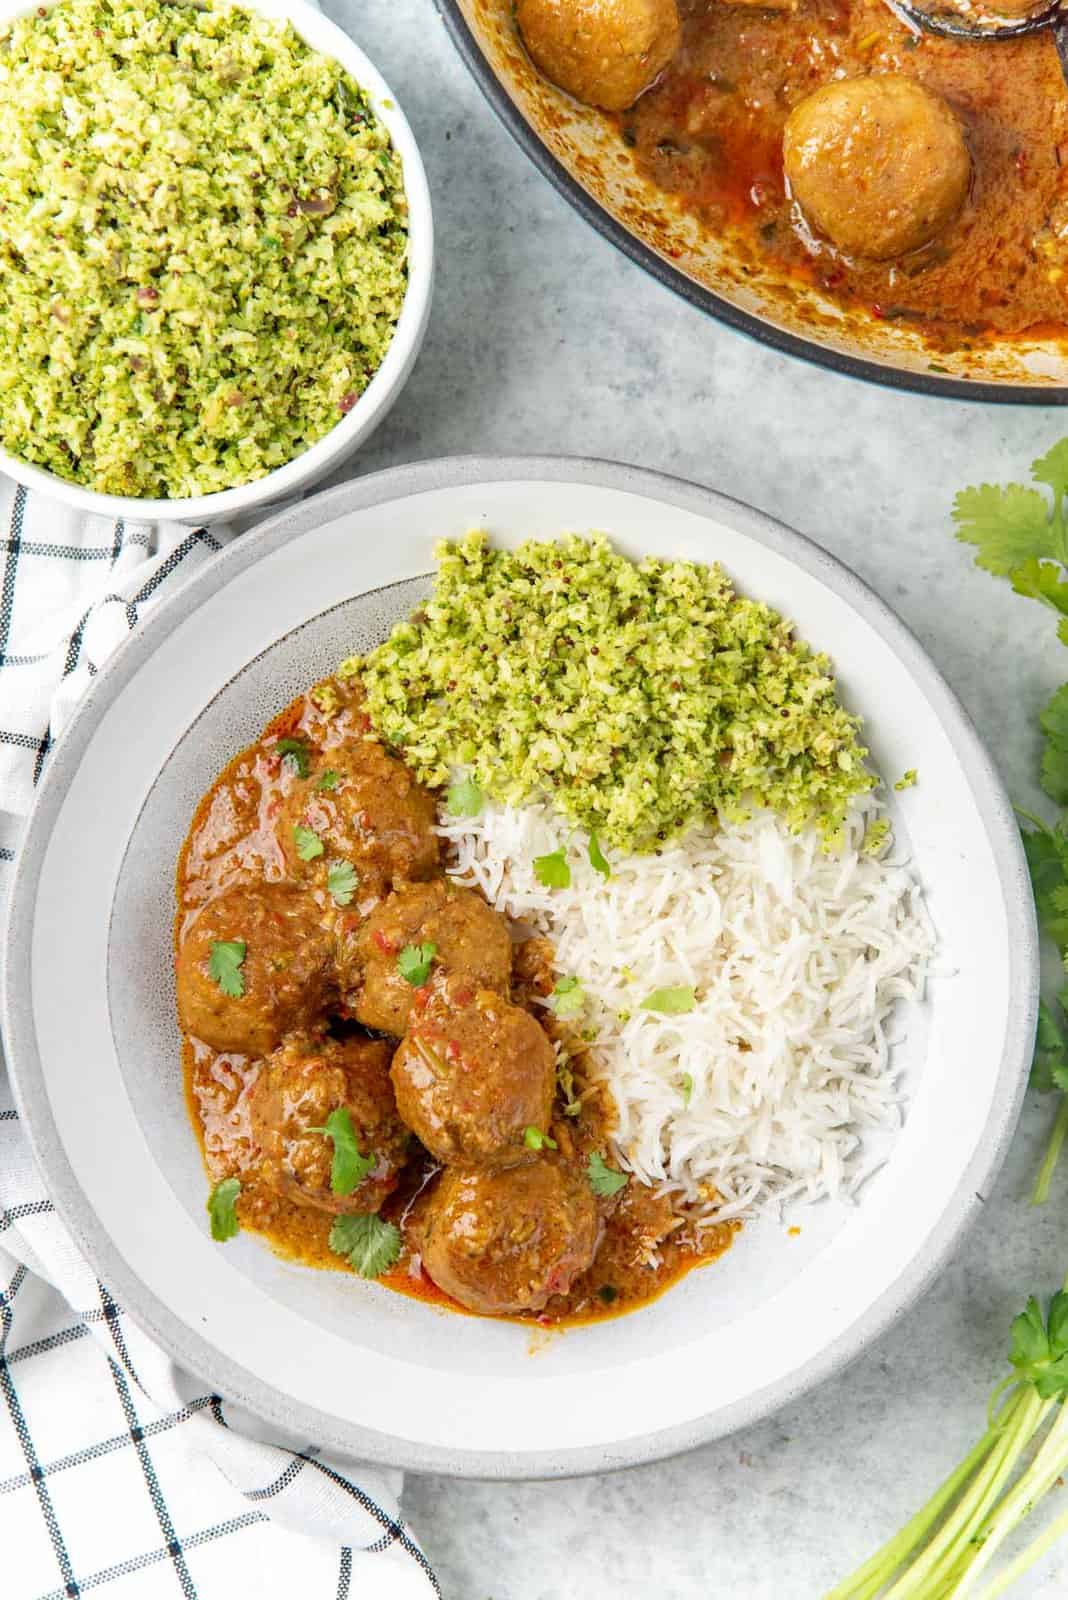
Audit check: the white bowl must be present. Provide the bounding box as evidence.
[0,0,434,525]
[1,458,1037,1477]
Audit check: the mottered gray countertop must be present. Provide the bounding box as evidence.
[323,1,1068,1593]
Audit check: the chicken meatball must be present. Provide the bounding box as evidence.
[515,0,680,112]
[277,740,439,908]
[391,975,556,1167]
[783,76,971,260]
[249,1034,409,1213]
[176,883,334,1056]
[421,1160,601,1315]
[344,880,512,1036]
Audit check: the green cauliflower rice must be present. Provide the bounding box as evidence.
[0,0,409,497]
[355,532,876,852]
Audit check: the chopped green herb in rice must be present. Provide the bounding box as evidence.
[0,0,408,497]
[359,532,875,852]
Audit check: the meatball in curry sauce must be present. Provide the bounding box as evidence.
[515,0,1068,346]
[176,671,736,1326]
[783,76,972,261]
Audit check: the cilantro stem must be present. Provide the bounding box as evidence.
[824,1426,1001,1599]
[1031,1094,1068,1206]
[1014,805,1051,833]
[955,1395,1067,1594]
[972,1494,1068,1600]
[1053,487,1068,569]
[880,1388,1045,1598]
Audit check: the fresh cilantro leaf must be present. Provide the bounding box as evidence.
[316,769,340,791]
[680,1072,694,1107]
[308,1107,375,1196]
[1011,559,1068,619]
[327,860,358,907]
[587,1151,628,1197]
[328,1212,402,1279]
[1041,686,1068,806]
[1049,1290,1068,1357]
[1031,1001,1068,1094]
[523,1125,557,1151]
[293,824,324,861]
[548,975,585,1018]
[1010,1295,1051,1369]
[1021,826,1068,950]
[534,850,571,889]
[588,832,611,880]
[208,940,246,999]
[276,737,310,778]
[447,776,483,817]
[1033,1354,1068,1399]
[641,985,697,1015]
[397,941,437,986]
[207,1176,241,1241]
[1031,439,1068,504]
[953,483,1056,577]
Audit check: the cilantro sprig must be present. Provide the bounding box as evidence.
[587,1151,628,1197]
[533,850,571,889]
[292,823,324,862]
[308,1107,375,1197]
[329,1213,402,1279]
[832,440,1068,1600]
[208,940,246,999]
[327,860,358,907]
[588,832,611,880]
[276,737,311,778]
[831,1281,1068,1598]
[641,985,696,1015]
[523,1125,557,1152]
[207,1176,241,1241]
[547,975,585,1018]
[954,440,1068,598]
[397,941,437,986]
[956,441,1068,1205]
[446,775,483,817]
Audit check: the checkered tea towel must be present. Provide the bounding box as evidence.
[0,477,440,1600]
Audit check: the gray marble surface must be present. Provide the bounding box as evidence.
[325,2,1068,1593]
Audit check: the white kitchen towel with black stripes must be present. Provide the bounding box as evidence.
[0,473,440,1600]
[0,480,234,817]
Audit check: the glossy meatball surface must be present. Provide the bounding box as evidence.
[516,0,680,112]
[391,975,556,1168]
[345,879,512,1036]
[278,740,439,906]
[249,1034,409,1214]
[421,1160,602,1315]
[783,75,971,260]
[176,883,334,1057]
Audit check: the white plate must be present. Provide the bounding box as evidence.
[1,456,1037,1478]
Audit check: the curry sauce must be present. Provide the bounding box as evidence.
[617,0,1068,346]
[177,675,737,1328]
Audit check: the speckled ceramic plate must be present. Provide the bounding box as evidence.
[1,456,1037,1478]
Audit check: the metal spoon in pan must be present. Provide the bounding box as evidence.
[881,0,1068,82]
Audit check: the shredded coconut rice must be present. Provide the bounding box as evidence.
[440,792,933,1221]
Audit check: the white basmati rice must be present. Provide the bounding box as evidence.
[439,793,934,1221]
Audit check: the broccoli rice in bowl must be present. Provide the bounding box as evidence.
[0,0,421,501]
